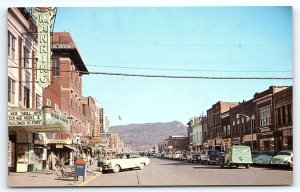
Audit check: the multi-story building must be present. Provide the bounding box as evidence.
[167,135,189,151]
[253,86,289,151]
[8,8,70,172]
[207,101,239,151]
[273,86,292,151]
[187,115,206,151]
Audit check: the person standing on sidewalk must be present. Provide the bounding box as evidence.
[97,152,104,172]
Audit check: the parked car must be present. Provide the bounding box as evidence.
[206,150,223,164]
[270,150,293,168]
[102,153,150,173]
[186,151,202,162]
[252,151,277,165]
[179,151,189,161]
[172,151,182,160]
[221,145,253,168]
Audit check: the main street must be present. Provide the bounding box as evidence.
[87,157,293,186]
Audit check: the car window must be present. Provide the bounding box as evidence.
[277,151,291,156]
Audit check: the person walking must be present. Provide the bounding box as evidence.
[97,152,104,172]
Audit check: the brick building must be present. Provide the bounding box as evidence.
[44,32,89,140]
[167,135,189,151]
[206,101,239,150]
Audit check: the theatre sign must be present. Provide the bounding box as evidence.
[8,107,69,133]
[33,7,57,88]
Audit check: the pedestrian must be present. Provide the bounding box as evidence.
[97,152,104,172]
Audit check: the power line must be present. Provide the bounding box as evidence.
[8,66,293,80]
[86,64,292,73]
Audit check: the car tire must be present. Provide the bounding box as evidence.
[245,164,250,169]
[112,165,121,173]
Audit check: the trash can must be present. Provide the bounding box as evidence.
[74,158,86,182]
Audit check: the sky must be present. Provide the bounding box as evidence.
[52,6,293,126]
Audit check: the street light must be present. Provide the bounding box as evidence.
[236,114,255,151]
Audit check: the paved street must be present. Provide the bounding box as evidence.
[7,157,293,187]
[87,157,293,186]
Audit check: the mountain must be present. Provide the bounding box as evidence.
[110,121,187,151]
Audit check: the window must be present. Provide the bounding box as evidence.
[277,108,281,125]
[24,47,30,67]
[46,99,51,107]
[36,94,42,109]
[282,106,286,124]
[51,57,60,76]
[23,87,30,108]
[8,31,16,60]
[54,104,59,110]
[259,105,271,127]
[287,104,292,123]
[8,77,16,104]
[227,125,230,136]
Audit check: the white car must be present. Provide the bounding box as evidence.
[102,153,150,173]
[270,150,293,168]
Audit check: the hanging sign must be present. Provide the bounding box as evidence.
[33,7,57,88]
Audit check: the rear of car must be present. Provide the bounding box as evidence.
[207,150,222,164]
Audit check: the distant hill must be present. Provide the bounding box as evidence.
[110,121,187,151]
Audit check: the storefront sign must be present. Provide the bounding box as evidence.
[33,7,57,88]
[260,127,270,133]
[244,134,257,142]
[8,110,43,126]
[34,139,46,145]
[47,139,68,144]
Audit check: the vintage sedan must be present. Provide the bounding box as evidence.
[270,150,293,168]
[102,153,150,173]
[252,151,277,165]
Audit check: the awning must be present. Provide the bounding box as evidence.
[64,145,78,151]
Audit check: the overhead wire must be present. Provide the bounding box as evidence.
[7,65,292,80]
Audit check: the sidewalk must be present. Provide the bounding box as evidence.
[7,161,102,187]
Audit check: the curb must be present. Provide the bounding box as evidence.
[76,171,102,186]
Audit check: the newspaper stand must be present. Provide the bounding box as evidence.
[74,158,86,182]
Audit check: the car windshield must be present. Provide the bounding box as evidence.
[192,152,201,155]
[277,151,292,156]
[208,151,220,155]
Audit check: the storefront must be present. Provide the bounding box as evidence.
[279,127,293,150]
[257,127,275,151]
[8,107,69,172]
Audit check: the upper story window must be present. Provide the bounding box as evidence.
[23,86,30,108]
[8,77,16,104]
[36,94,42,109]
[8,31,16,60]
[51,57,60,76]
[259,105,271,127]
[23,47,30,68]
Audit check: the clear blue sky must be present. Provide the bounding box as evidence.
[53,7,292,126]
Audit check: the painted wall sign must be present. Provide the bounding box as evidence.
[33,7,57,88]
